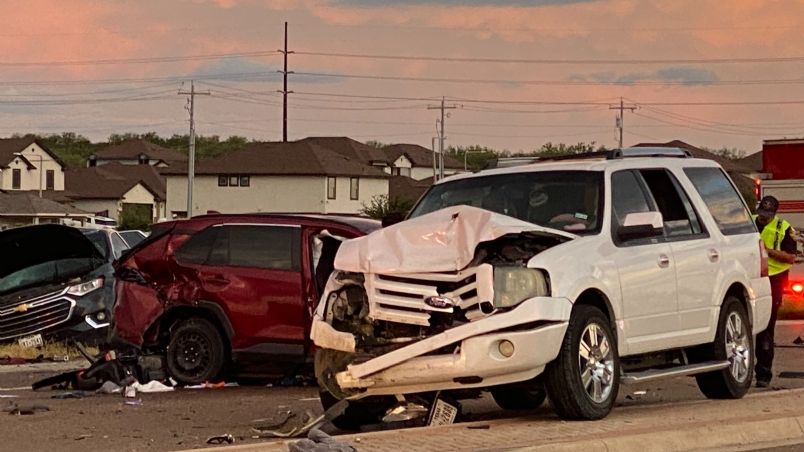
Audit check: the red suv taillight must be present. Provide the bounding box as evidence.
[759,240,769,278]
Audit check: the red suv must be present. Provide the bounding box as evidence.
[111,214,379,384]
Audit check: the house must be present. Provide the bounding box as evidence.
[633,140,756,202]
[0,191,91,230]
[302,137,463,181]
[389,176,433,204]
[382,143,464,180]
[0,137,66,193]
[162,140,390,218]
[61,163,166,223]
[89,138,187,168]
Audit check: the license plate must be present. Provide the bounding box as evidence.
[428,399,458,427]
[18,334,43,348]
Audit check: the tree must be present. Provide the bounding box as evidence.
[447,145,502,171]
[359,194,415,220]
[706,146,747,160]
[364,140,386,149]
[533,141,605,157]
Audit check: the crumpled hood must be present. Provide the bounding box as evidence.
[0,224,105,279]
[334,205,575,274]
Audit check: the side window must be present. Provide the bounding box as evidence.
[684,167,755,236]
[175,227,218,265]
[214,225,301,271]
[111,233,130,259]
[639,169,704,239]
[611,170,652,228]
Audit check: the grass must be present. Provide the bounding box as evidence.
[0,340,98,361]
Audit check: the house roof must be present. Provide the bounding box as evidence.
[300,137,390,165]
[162,140,390,178]
[0,191,88,216]
[0,136,65,169]
[93,139,188,164]
[632,140,754,173]
[383,143,464,169]
[389,176,432,203]
[738,151,763,172]
[65,163,164,200]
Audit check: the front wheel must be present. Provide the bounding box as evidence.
[166,318,227,385]
[544,305,620,420]
[694,297,753,399]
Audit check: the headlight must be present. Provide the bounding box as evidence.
[67,277,105,296]
[493,267,549,308]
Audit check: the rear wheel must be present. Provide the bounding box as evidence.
[490,379,547,411]
[544,305,619,420]
[166,318,226,385]
[694,297,753,399]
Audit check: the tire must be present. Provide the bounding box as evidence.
[694,297,753,399]
[319,389,396,431]
[490,380,547,410]
[544,305,620,420]
[166,317,227,385]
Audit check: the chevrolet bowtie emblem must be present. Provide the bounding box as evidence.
[15,303,29,313]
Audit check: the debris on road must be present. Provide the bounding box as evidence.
[206,434,235,445]
[124,399,143,406]
[4,403,50,415]
[778,371,804,379]
[96,381,122,394]
[131,380,174,393]
[52,391,94,399]
[288,429,356,452]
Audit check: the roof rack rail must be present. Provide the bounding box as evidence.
[610,147,692,159]
[537,150,612,162]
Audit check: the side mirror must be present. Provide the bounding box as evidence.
[618,211,664,241]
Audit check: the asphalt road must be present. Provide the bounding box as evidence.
[1,322,804,452]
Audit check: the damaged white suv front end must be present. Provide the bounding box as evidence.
[311,205,576,399]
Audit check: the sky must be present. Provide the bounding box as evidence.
[2,0,804,154]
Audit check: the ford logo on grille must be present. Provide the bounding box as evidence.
[425,296,455,309]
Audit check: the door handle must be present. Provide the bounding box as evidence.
[708,249,720,263]
[658,254,671,268]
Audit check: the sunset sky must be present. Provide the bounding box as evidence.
[2,0,804,154]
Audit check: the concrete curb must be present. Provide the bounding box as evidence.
[192,388,804,452]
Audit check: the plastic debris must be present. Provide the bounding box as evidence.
[131,381,174,393]
[124,385,137,398]
[289,428,356,452]
[124,399,143,406]
[96,381,122,394]
[206,434,235,445]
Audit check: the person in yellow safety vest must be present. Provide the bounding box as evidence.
[754,196,798,388]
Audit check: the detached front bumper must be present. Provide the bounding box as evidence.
[312,296,572,397]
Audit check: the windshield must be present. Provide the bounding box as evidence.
[82,230,110,260]
[0,258,97,295]
[409,170,604,234]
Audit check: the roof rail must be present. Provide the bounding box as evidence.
[611,147,692,159]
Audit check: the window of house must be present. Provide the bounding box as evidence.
[228,176,239,187]
[12,169,21,189]
[240,176,250,187]
[218,176,228,187]
[400,168,411,177]
[391,168,401,176]
[350,177,359,200]
[327,177,336,199]
[46,170,54,190]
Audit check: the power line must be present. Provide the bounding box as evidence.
[0,50,280,67]
[0,71,282,87]
[295,50,804,65]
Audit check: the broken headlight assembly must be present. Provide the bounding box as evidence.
[66,277,105,296]
[492,267,549,308]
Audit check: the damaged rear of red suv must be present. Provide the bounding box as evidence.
[111,213,379,384]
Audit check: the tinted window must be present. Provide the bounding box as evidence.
[611,171,651,227]
[411,171,604,234]
[640,169,704,238]
[82,230,109,260]
[219,225,301,271]
[120,231,145,247]
[175,227,218,264]
[684,167,755,235]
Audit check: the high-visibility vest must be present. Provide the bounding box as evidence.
[754,215,794,276]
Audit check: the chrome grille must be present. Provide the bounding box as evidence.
[364,264,494,326]
[0,292,75,340]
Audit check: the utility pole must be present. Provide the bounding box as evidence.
[278,22,294,142]
[428,97,458,180]
[178,80,210,218]
[431,136,438,180]
[609,97,637,149]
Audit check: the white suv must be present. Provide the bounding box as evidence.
[312,147,772,426]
